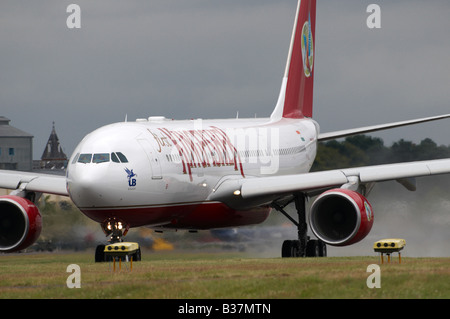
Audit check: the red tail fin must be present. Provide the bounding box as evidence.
[271,0,316,120]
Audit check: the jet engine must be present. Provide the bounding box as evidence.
[0,196,42,253]
[309,189,374,246]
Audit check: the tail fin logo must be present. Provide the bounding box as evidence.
[301,14,314,77]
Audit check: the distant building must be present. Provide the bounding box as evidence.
[40,122,68,170]
[0,116,33,171]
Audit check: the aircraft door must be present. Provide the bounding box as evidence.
[137,138,162,179]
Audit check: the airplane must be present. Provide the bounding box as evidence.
[1,0,450,261]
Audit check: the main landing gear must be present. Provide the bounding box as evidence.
[271,193,327,258]
[94,218,142,262]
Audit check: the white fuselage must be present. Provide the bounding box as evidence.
[66,117,319,229]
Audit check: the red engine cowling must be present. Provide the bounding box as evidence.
[0,196,42,253]
[309,189,374,246]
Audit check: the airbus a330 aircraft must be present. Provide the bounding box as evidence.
[1,0,450,260]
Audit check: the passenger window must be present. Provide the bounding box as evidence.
[93,153,110,164]
[78,153,92,164]
[116,152,128,163]
[111,152,120,163]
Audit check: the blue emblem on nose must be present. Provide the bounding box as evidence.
[125,168,137,187]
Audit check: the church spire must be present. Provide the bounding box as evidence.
[40,122,67,169]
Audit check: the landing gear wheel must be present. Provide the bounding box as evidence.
[282,240,301,257]
[306,239,327,257]
[306,240,318,257]
[282,239,327,257]
[318,240,327,257]
[131,247,142,262]
[95,244,106,262]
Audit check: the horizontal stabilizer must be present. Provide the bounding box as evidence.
[318,114,450,141]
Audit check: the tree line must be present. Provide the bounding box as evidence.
[311,135,450,171]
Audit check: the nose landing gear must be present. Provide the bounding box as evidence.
[101,218,129,244]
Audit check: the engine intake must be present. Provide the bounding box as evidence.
[0,196,42,253]
[309,189,374,246]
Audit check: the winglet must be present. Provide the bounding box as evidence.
[271,0,317,120]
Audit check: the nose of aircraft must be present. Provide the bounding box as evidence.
[66,123,145,208]
[67,164,110,208]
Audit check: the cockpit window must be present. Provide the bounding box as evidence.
[111,152,120,163]
[115,152,129,163]
[78,153,92,164]
[71,153,80,164]
[76,152,128,164]
[92,153,110,164]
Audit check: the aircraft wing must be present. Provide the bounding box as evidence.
[0,170,68,196]
[209,158,450,209]
[318,114,450,141]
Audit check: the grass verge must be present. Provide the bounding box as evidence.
[0,250,448,299]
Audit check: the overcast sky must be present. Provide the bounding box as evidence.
[1,0,449,159]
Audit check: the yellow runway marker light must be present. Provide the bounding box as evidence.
[373,239,405,264]
[104,242,140,271]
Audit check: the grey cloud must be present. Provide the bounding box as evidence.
[0,1,449,158]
